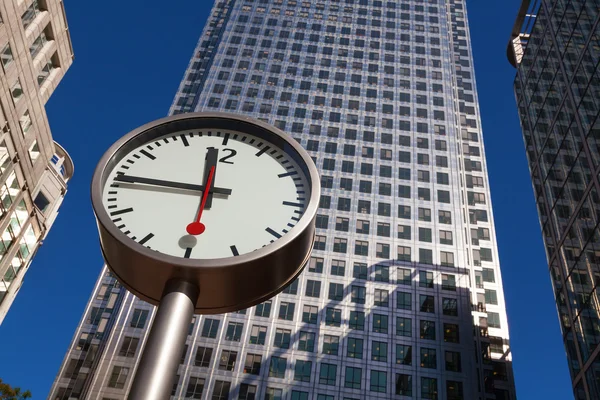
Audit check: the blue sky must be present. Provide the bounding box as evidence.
[0,0,573,399]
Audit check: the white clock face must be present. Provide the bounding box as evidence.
[101,129,311,259]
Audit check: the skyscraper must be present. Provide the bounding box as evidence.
[0,0,74,323]
[51,0,516,399]
[508,1,600,399]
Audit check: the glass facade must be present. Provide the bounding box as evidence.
[509,0,600,399]
[50,0,515,399]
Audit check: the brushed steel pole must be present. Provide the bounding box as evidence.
[129,279,199,400]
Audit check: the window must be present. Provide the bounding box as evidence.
[1,43,13,68]
[218,350,237,371]
[130,309,149,329]
[239,384,257,400]
[440,230,453,245]
[397,246,411,262]
[319,363,337,385]
[419,271,433,288]
[398,268,411,285]
[11,79,23,104]
[445,351,461,372]
[420,320,436,340]
[28,141,40,164]
[421,377,438,399]
[356,220,370,234]
[488,312,501,328]
[323,335,340,355]
[442,298,458,317]
[274,328,291,349]
[419,228,432,243]
[333,237,347,253]
[442,274,456,291]
[225,322,243,341]
[294,360,312,382]
[249,325,267,345]
[395,374,412,396]
[485,289,498,305]
[305,280,321,298]
[309,257,324,273]
[355,240,368,256]
[370,370,387,393]
[347,337,363,359]
[397,317,412,337]
[291,391,309,400]
[331,260,345,276]
[298,331,316,352]
[374,289,389,307]
[439,210,452,224]
[447,381,464,400]
[396,344,412,366]
[418,208,431,221]
[345,366,362,389]
[325,307,341,326]
[194,346,213,367]
[377,222,391,237]
[279,302,295,320]
[349,310,365,330]
[329,283,344,300]
[419,295,435,313]
[398,225,411,239]
[255,300,272,317]
[107,366,129,389]
[372,341,388,362]
[201,318,220,338]
[264,387,282,400]
[372,314,388,333]
[269,356,287,378]
[119,337,139,358]
[185,377,205,399]
[420,348,437,369]
[354,263,368,279]
[30,29,48,59]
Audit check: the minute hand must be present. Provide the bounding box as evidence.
[114,175,232,195]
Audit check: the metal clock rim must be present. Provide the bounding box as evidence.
[90,112,320,270]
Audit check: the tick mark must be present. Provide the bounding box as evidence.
[283,201,304,207]
[278,171,298,178]
[180,134,189,147]
[230,245,239,256]
[223,133,230,145]
[184,247,192,258]
[266,227,282,238]
[140,149,156,160]
[110,207,134,216]
[139,233,154,245]
[256,146,270,157]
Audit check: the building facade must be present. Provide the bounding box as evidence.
[0,0,74,323]
[51,0,515,399]
[508,0,600,399]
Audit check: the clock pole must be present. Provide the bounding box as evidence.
[128,279,199,400]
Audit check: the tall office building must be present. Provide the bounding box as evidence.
[0,0,74,323]
[51,0,516,399]
[508,0,600,399]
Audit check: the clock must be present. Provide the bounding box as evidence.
[91,113,320,313]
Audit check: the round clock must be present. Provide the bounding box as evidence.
[91,112,320,313]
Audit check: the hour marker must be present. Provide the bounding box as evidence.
[133,154,140,159]
[123,230,131,235]
[188,132,194,137]
[223,133,230,145]
[207,131,212,137]
[154,141,161,147]
[108,205,117,209]
[120,165,130,170]
[107,198,117,202]
[287,223,295,228]
[230,245,239,256]
[139,233,154,245]
[108,191,117,195]
[117,224,126,229]
[180,134,189,147]
[256,146,271,156]
[278,171,298,178]
[266,227,282,238]
[184,248,192,258]
[112,218,122,223]
[283,201,303,207]
[140,149,156,160]
[146,145,154,150]
[110,207,134,216]
[126,159,135,164]
[291,216,300,222]
[163,138,169,144]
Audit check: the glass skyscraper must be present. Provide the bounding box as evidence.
[51,0,516,399]
[508,0,600,399]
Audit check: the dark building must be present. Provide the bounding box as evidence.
[508,0,600,399]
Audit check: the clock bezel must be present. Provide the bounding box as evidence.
[91,112,320,313]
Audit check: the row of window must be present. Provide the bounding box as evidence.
[176,375,461,400]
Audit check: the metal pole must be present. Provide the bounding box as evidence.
[128,279,199,400]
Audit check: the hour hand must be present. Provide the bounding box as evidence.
[114,175,232,196]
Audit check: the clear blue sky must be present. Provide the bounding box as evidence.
[0,0,573,399]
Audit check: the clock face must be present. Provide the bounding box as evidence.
[101,128,311,260]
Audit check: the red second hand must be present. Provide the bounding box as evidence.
[186,166,215,235]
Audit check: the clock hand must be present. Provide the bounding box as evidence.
[202,147,219,209]
[186,148,219,235]
[186,165,215,235]
[114,175,232,196]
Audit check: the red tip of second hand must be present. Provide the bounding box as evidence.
[186,222,206,235]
